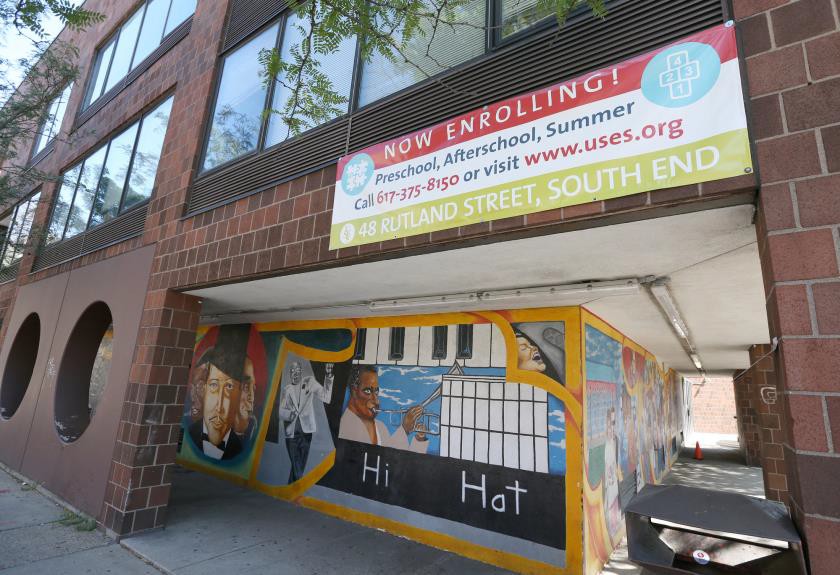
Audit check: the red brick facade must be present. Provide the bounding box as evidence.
[0,0,837,572]
[740,0,840,572]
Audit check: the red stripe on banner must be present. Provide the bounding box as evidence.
[338,23,738,175]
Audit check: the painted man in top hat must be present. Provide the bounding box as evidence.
[188,324,253,460]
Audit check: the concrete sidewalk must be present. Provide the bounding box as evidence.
[0,465,161,574]
[122,466,514,574]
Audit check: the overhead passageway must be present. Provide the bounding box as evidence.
[188,204,769,376]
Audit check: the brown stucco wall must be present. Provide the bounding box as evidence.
[0,246,154,518]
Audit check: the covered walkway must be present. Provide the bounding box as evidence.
[120,433,764,575]
[599,433,764,575]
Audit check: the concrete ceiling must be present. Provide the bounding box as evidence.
[188,204,769,377]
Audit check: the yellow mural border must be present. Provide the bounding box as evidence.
[179,308,585,575]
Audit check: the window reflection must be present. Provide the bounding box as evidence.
[47,97,174,243]
[203,24,278,171]
[83,0,196,108]
[501,0,555,37]
[0,192,41,269]
[264,11,357,146]
[357,0,486,107]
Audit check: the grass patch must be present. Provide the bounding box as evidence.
[58,510,97,531]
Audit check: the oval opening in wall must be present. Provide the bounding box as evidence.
[54,302,114,443]
[0,313,41,420]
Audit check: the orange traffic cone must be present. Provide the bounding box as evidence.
[694,441,704,460]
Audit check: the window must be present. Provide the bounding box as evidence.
[83,0,196,108]
[500,0,554,38]
[432,326,448,360]
[357,0,486,107]
[202,23,279,171]
[389,327,405,360]
[202,10,358,171]
[47,96,173,243]
[264,11,357,146]
[0,191,41,269]
[456,324,473,359]
[32,84,73,157]
[353,328,367,359]
[199,0,593,173]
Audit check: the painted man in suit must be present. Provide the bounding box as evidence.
[278,361,334,483]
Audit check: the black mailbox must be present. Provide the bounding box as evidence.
[625,484,806,574]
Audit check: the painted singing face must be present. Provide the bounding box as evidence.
[516,336,546,373]
[204,363,240,446]
[349,369,380,421]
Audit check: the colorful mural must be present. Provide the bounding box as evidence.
[581,311,686,575]
[177,309,684,575]
[178,309,584,574]
[180,324,270,471]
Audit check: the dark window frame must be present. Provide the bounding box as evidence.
[80,0,195,112]
[198,13,363,177]
[195,0,608,182]
[46,92,175,247]
[0,189,42,270]
[30,83,74,163]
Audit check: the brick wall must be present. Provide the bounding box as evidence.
[686,377,738,434]
[733,345,789,504]
[733,368,763,465]
[101,290,201,536]
[738,0,840,572]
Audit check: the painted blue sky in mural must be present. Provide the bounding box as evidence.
[548,396,566,475]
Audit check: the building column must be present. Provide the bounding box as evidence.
[733,345,790,505]
[100,289,201,536]
[733,366,763,467]
[737,0,840,572]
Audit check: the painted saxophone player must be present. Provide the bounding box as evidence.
[338,365,429,453]
[277,361,334,483]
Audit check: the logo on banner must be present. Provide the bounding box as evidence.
[341,153,374,196]
[641,42,721,107]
